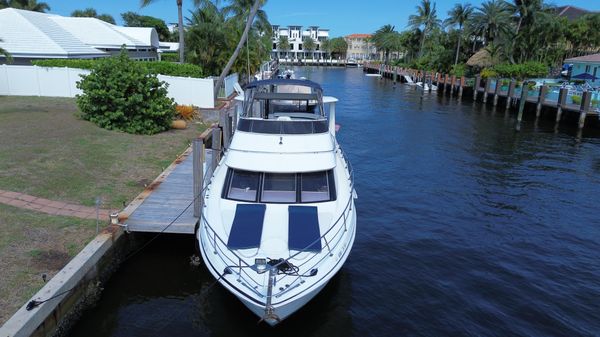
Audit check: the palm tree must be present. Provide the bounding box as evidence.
[213,0,264,99]
[141,0,198,63]
[471,0,512,45]
[302,36,316,59]
[371,24,397,64]
[185,3,228,75]
[408,0,441,57]
[223,0,269,32]
[0,38,12,63]
[277,35,290,59]
[0,0,50,12]
[320,38,331,59]
[445,3,473,65]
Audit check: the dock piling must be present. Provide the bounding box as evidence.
[211,127,222,174]
[536,85,549,118]
[192,138,205,217]
[506,80,516,111]
[578,91,592,129]
[473,75,480,100]
[493,78,501,106]
[458,76,465,99]
[517,85,528,122]
[483,78,491,103]
[556,88,568,124]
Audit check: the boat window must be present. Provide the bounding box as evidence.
[227,169,260,202]
[301,171,330,202]
[223,169,336,203]
[261,173,296,203]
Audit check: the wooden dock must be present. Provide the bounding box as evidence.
[121,119,230,235]
[363,63,599,129]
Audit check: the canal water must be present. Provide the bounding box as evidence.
[69,67,600,336]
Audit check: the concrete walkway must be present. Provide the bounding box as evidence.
[0,189,110,220]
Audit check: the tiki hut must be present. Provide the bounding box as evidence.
[467,49,496,68]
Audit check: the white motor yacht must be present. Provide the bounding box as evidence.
[197,79,357,325]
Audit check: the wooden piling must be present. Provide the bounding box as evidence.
[192,138,205,217]
[219,111,231,150]
[536,85,549,118]
[458,76,465,99]
[473,75,481,100]
[517,85,528,122]
[211,127,222,174]
[506,80,516,110]
[493,79,501,106]
[556,88,568,123]
[483,78,491,103]
[578,91,592,129]
[450,75,456,95]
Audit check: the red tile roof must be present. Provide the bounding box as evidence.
[565,53,600,63]
[345,34,371,39]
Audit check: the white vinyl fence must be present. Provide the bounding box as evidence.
[0,65,215,108]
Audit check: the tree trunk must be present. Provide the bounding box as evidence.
[177,0,184,63]
[454,27,462,65]
[213,0,261,100]
[419,31,426,58]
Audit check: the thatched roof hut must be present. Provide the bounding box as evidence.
[467,49,496,68]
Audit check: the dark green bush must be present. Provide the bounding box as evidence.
[33,58,203,78]
[491,62,548,79]
[160,53,179,62]
[76,50,175,135]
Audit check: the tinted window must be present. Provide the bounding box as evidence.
[227,170,259,201]
[301,171,330,202]
[261,173,296,203]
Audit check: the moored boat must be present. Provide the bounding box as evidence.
[196,79,357,325]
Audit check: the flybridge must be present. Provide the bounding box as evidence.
[238,79,338,135]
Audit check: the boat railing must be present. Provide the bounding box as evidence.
[199,144,355,299]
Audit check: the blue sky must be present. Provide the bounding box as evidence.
[45,0,600,37]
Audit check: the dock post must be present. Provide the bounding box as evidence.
[536,85,548,118]
[450,75,456,95]
[192,138,205,217]
[219,111,231,150]
[517,85,529,122]
[483,78,491,103]
[578,91,592,129]
[473,75,481,101]
[506,80,516,111]
[493,79,501,106]
[428,75,433,92]
[458,76,465,99]
[442,74,448,93]
[211,127,222,174]
[556,87,568,124]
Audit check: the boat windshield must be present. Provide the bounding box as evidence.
[242,79,325,120]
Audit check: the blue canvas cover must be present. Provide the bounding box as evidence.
[288,206,322,252]
[227,204,266,249]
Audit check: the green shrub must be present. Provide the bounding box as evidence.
[592,99,600,107]
[450,63,466,77]
[491,62,547,79]
[76,50,175,135]
[33,58,203,78]
[571,95,582,104]
[480,68,498,79]
[160,53,179,62]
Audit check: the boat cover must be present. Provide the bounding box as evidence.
[288,206,322,252]
[227,204,266,249]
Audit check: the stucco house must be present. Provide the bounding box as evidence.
[565,53,600,86]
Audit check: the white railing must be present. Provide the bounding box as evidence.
[0,65,215,108]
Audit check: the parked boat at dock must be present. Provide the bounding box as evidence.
[346,59,359,68]
[196,79,357,325]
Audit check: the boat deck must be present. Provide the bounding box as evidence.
[124,148,213,234]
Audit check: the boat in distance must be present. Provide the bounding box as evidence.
[196,78,357,325]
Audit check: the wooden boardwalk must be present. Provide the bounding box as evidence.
[124,149,212,234]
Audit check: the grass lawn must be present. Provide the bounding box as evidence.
[0,204,97,324]
[0,96,207,209]
[0,96,208,325]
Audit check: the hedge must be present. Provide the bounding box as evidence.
[32,58,203,78]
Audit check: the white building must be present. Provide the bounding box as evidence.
[271,25,329,60]
[0,8,161,65]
